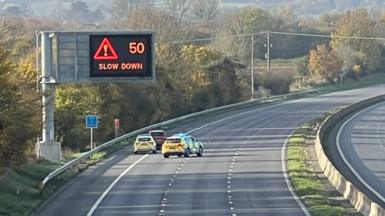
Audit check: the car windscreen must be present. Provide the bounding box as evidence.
[151,132,165,137]
[166,138,181,143]
[137,137,151,141]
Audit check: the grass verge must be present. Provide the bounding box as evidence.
[0,160,62,216]
[313,73,385,92]
[0,139,133,216]
[287,120,348,216]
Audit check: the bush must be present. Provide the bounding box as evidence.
[255,69,294,95]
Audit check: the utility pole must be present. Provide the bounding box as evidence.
[251,34,254,100]
[265,31,271,73]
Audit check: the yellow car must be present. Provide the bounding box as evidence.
[162,133,203,158]
[134,134,156,154]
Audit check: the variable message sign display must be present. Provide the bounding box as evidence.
[52,31,155,83]
[89,34,154,78]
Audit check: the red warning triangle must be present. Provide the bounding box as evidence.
[93,38,119,60]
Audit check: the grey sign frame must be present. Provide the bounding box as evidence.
[49,31,155,84]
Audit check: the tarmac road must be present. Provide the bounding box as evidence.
[34,84,385,216]
[330,99,385,208]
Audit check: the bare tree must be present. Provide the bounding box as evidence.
[108,0,130,20]
[191,0,219,24]
[165,0,191,25]
[108,0,155,21]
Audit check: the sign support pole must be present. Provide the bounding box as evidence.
[38,32,61,161]
[90,128,94,150]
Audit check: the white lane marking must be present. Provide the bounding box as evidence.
[282,133,312,216]
[86,100,301,215]
[376,123,385,153]
[86,154,148,216]
[337,102,385,204]
[186,103,285,134]
[228,127,297,131]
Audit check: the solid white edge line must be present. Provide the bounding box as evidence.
[86,154,149,216]
[282,132,312,216]
[86,100,306,215]
[336,101,385,204]
[86,108,262,215]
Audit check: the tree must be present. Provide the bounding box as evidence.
[308,44,343,83]
[55,85,102,150]
[165,0,191,25]
[1,4,28,17]
[0,17,34,59]
[107,0,130,21]
[58,0,104,24]
[191,0,219,24]
[0,48,40,165]
[331,9,382,73]
[214,7,273,61]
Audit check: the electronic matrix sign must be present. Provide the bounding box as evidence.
[89,34,154,79]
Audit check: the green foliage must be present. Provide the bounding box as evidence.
[0,48,39,165]
[55,85,102,150]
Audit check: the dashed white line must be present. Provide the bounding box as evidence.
[86,154,148,216]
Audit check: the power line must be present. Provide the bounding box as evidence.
[270,31,385,41]
[162,32,264,44]
[161,30,385,45]
[157,29,385,48]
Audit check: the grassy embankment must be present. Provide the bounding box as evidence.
[314,73,385,92]
[287,120,349,216]
[0,139,130,216]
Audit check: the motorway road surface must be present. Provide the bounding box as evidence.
[34,85,385,216]
[331,100,385,207]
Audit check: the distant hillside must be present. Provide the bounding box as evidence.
[221,0,385,16]
[2,0,384,18]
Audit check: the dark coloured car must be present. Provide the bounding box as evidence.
[149,130,167,150]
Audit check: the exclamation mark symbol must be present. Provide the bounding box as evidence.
[103,44,108,56]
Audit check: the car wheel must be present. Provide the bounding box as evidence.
[134,151,138,154]
[184,148,190,157]
[177,154,182,157]
[163,154,169,158]
[197,147,203,157]
[152,150,156,154]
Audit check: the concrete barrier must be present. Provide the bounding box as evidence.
[315,95,385,216]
